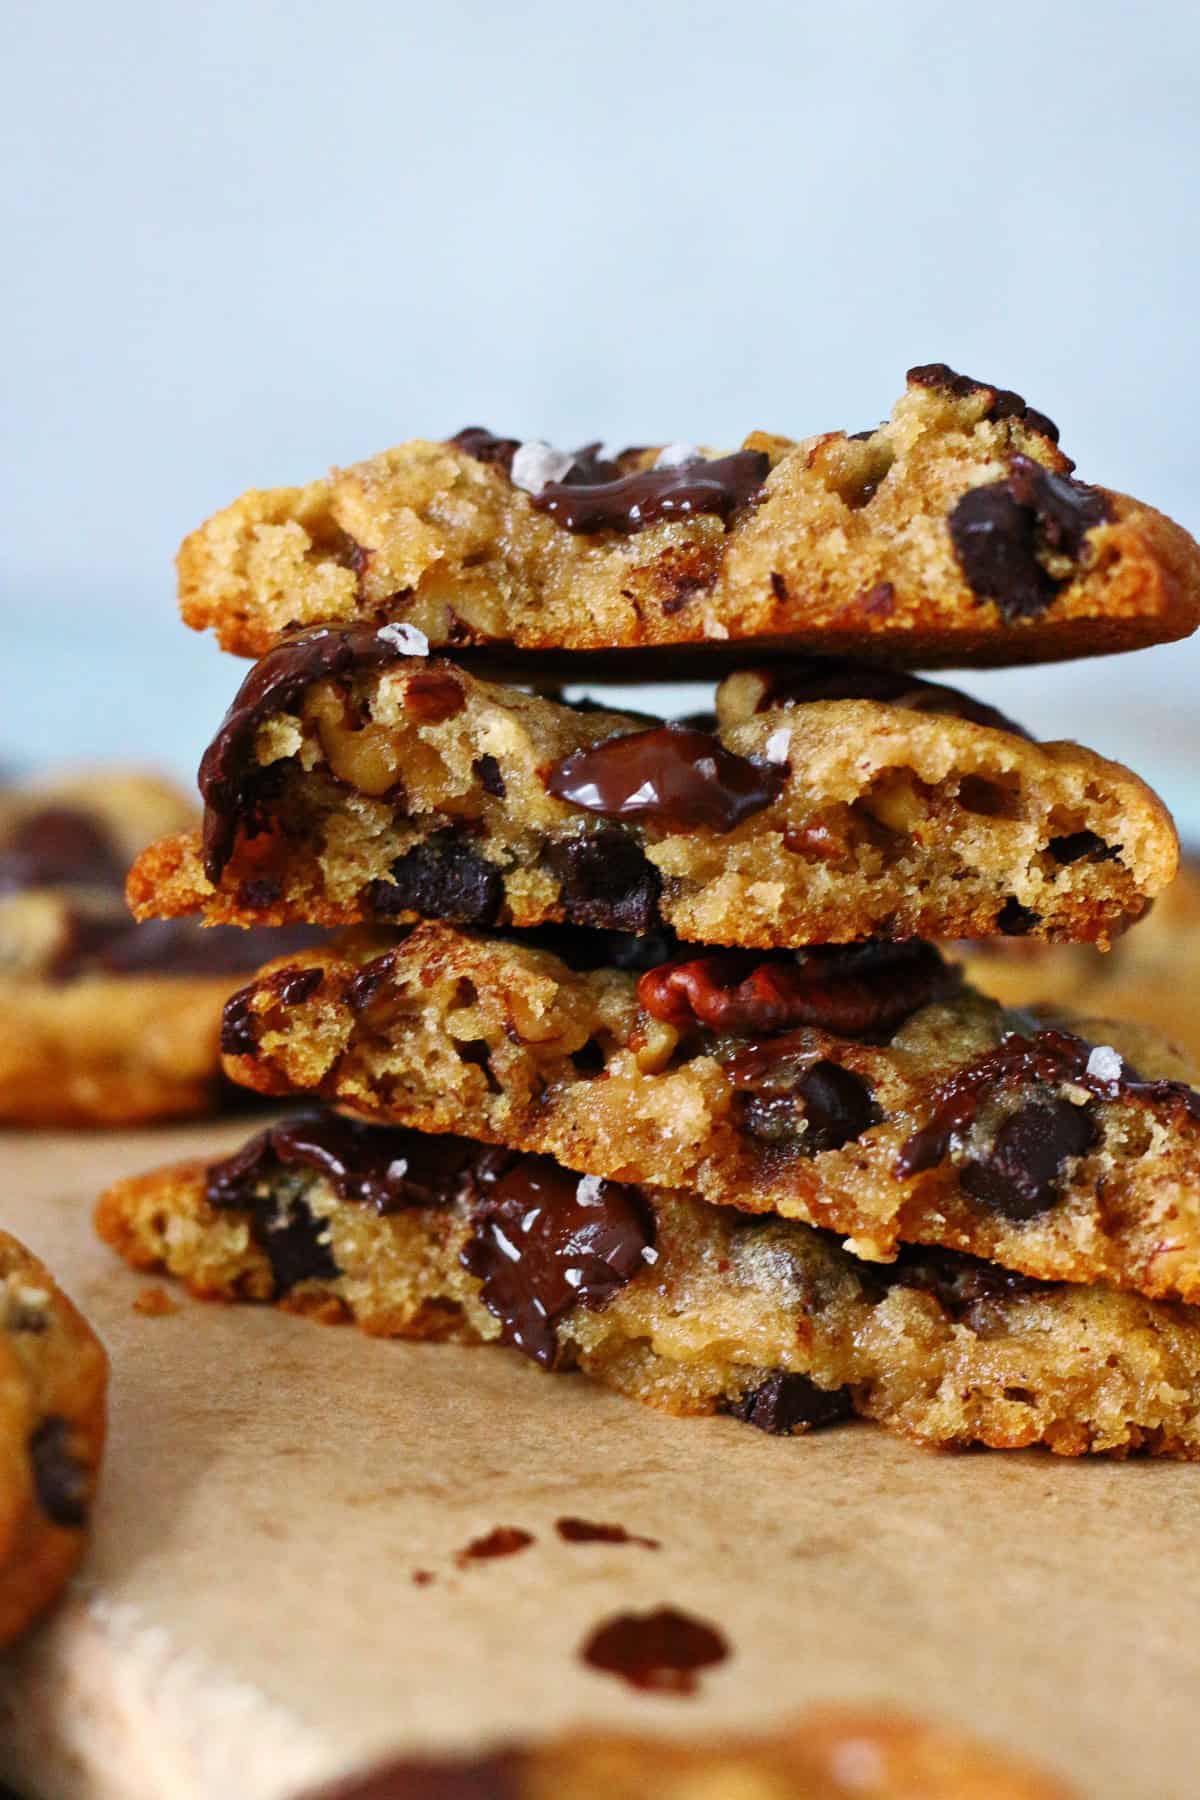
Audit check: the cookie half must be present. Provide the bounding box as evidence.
[96,1106,1200,1459]
[0,772,320,1125]
[0,1230,107,1646]
[177,365,1200,668]
[301,1709,1072,1799]
[126,645,1176,950]
[216,925,1200,1304]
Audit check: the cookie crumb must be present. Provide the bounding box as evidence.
[133,1285,177,1317]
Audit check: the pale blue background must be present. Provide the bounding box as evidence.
[3,0,1198,829]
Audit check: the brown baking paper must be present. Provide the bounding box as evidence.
[1,1119,1197,1799]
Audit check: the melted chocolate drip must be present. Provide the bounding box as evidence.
[460,1155,655,1368]
[748,659,1031,739]
[455,1527,534,1564]
[545,725,785,835]
[207,1111,481,1215]
[555,1516,660,1548]
[580,1606,729,1694]
[199,625,424,881]
[895,1027,1200,1183]
[532,450,769,534]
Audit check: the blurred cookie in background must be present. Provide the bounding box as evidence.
[954,856,1200,1066]
[0,771,320,1127]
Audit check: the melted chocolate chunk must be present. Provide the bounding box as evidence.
[447,427,521,474]
[748,658,1031,739]
[545,725,785,834]
[736,1058,880,1156]
[555,1517,660,1549]
[959,1098,1099,1221]
[948,456,1109,622]
[642,941,956,1039]
[473,754,506,798]
[895,1027,1200,1186]
[199,625,427,881]
[460,1156,654,1368]
[545,827,662,932]
[256,1199,340,1293]
[0,805,127,895]
[207,1111,480,1215]
[581,1606,728,1694]
[872,1243,1045,1318]
[532,450,769,534]
[365,832,503,926]
[455,1526,534,1564]
[29,1416,90,1527]
[906,363,1061,443]
[723,1372,854,1434]
[305,1752,524,1800]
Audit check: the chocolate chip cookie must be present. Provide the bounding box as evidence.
[213,923,1200,1304]
[0,1229,107,1645]
[177,366,1200,669]
[96,1105,1200,1458]
[125,643,1176,949]
[299,1707,1072,1797]
[0,772,321,1125]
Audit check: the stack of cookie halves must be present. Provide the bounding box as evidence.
[99,365,1200,1458]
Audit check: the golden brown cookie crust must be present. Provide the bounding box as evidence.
[216,925,1200,1304]
[177,372,1200,667]
[0,1231,107,1646]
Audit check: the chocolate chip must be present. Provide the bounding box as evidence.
[794,1061,880,1152]
[473,754,506,798]
[447,427,521,475]
[29,1416,90,1528]
[220,987,260,1056]
[546,828,663,932]
[996,898,1041,936]
[872,1244,1045,1318]
[960,1098,1098,1221]
[1048,830,1118,865]
[460,1156,654,1367]
[723,1372,854,1434]
[365,832,503,926]
[948,456,1109,622]
[237,875,283,908]
[255,1198,340,1293]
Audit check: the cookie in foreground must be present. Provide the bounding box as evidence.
[0,770,320,1125]
[0,1230,107,1646]
[127,643,1177,950]
[177,364,1200,669]
[96,1107,1200,1457]
[216,924,1200,1304]
[300,1706,1074,1798]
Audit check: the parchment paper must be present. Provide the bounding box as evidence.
[0,1120,1195,1799]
